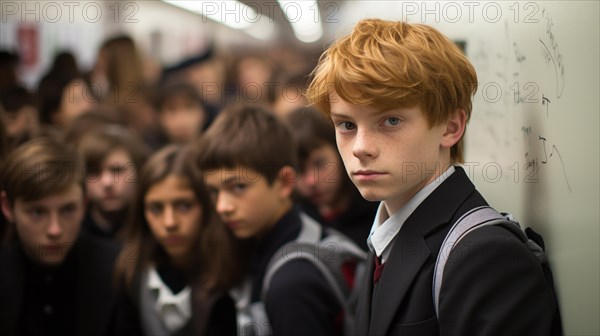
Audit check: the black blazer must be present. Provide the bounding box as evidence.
[0,233,120,336]
[355,167,559,336]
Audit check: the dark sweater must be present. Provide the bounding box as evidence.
[250,207,341,336]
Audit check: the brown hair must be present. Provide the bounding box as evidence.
[0,111,7,161]
[101,35,145,104]
[285,107,336,164]
[77,124,150,176]
[306,19,478,162]
[64,104,125,144]
[195,104,297,184]
[114,145,244,294]
[1,136,85,204]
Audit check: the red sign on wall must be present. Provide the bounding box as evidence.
[17,25,39,68]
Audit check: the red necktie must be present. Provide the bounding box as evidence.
[373,256,385,283]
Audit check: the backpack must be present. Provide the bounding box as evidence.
[432,206,563,334]
[246,212,367,336]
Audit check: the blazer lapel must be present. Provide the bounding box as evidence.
[369,232,431,336]
[355,252,376,335]
[367,167,478,335]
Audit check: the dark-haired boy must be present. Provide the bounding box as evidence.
[0,137,120,336]
[195,105,344,336]
[77,125,149,240]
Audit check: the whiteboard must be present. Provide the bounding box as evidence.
[461,3,599,334]
[333,1,600,334]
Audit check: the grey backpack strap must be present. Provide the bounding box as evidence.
[432,206,509,317]
[246,302,270,336]
[261,214,346,304]
[296,212,323,243]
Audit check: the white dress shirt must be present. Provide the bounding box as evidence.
[146,266,192,333]
[367,166,456,263]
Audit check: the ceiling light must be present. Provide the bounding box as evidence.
[162,0,275,39]
[277,0,323,43]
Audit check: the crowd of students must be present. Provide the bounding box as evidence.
[0,20,377,336]
[1,19,561,336]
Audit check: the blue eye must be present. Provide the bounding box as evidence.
[384,117,400,126]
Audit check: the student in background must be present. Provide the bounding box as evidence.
[194,105,342,336]
[285,107,377,251]
[306,18,561,335]
[63,105,125,144]
[234,55,277,106]
[44,51,80,83]
[114,145,241,336]
[89,35,160,148]
[0,50,20,92]
[0,137,120,336]
[0,118,9,249]
[155,83,212,146]
[272,74,309,118]
[0,111,7,159]
[77,125,150,240]
[162,51,228,119]
[37,72,95,130]
[0,86,40,150]
[94,35,145,104]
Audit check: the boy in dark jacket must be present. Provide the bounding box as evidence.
[0,137,120,336]
[306,19,561,336]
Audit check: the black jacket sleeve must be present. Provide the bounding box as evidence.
[439,225,559,336]
[265,259,341,336]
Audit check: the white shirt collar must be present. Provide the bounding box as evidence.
[147,266,192,332]
[367,166,456,262]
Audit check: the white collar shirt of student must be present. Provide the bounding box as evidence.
[147,266,192,332]
[367,166,456,263]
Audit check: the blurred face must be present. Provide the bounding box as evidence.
[330,93,451,215]
[274,85,307,118]
[159,96,205,144]
[87,148,137,213]
[144,176,202,264]
[204,167,291,240]
[238,57,271,87]
[57,79,93,127]
[297,144,346,208]
[2,185,85,267]
[2,106,39,140]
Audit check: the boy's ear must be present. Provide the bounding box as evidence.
[276,166,297,199]
[1,191,15,223]
[441,108,467,148]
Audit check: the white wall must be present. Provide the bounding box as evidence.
[0,0,270,87]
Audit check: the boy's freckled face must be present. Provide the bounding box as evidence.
[203,168,286,239]
[329,93,448,214]
[10,185,85,267]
